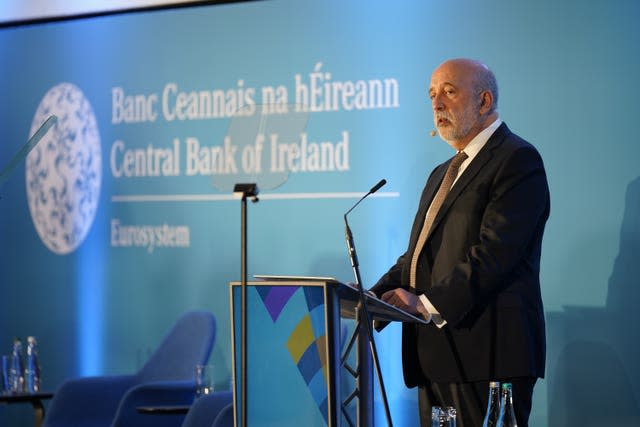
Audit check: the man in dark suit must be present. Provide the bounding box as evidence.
[371,58,549,427]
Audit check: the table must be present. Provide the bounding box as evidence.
[136,405,190,414]
[0,391,53,427]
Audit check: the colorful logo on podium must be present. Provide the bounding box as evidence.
[258,286,329,423]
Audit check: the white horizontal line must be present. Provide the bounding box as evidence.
[111,194,234,202]
[111,192,400,203]
[261,192,400,200]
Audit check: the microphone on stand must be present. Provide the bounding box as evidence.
[344,179,386,274]
[342,178,394,427]
[0,115,57,188]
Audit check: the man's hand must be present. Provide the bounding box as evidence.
[380,288,427,316]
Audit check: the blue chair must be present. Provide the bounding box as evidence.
[43,311,216,427]
[179,392,232,427]
[211,403,234,427]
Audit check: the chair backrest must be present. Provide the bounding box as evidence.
[180,391,232,427]
[137,311,216,382]
[211,403,234,427]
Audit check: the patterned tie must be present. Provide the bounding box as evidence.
[409,151,468,288]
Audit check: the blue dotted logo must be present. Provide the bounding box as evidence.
[26,83,102,255]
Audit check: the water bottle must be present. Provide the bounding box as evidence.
[496,382,518,427]
[482,381,501,427]
[9,338,25,393]
[25,336,41,393]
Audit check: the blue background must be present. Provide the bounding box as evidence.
[1,0,639,425]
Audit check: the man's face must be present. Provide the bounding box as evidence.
[429,61,483,148]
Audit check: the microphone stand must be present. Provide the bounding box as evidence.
[233,183,259,427]
[0,115,57,188]
[344,181,393,427]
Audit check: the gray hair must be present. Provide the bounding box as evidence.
[473,63,499,112]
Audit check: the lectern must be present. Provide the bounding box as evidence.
[229,277,427,427]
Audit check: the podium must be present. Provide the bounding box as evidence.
[229,277,427,427]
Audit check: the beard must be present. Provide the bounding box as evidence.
[435,104,479,143]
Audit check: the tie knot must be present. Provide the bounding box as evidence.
[450,151,468,170]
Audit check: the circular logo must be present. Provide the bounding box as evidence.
[26,83,102,255]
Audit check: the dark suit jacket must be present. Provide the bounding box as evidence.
[372,123,549,385]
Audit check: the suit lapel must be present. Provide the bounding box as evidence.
[425,123,510,241]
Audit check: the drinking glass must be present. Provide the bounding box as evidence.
[195,364,214,398]
[445,407,457,426]
[431,406,457,427]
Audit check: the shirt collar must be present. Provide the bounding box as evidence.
[460,117,502,161]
